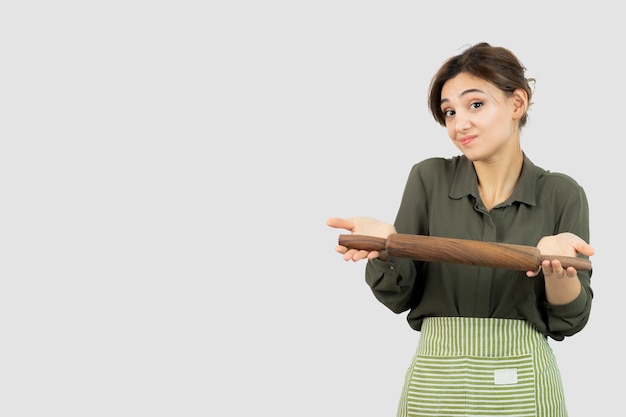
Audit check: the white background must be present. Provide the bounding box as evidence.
[1,1,621,416]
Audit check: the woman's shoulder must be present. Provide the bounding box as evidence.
[539,174,587,205]
[531,163,583,190]
[410,155,467,177]
[528,159,586,197]
[541,170,582,186]
[412,154,466,170]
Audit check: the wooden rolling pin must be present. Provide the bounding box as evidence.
[338,233,592,271]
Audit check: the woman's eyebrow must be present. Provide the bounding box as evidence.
[440,88,486,105]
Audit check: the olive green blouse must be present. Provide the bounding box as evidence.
[365,154,593,341]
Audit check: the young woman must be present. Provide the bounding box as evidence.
[327,42,594,417]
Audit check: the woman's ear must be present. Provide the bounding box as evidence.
[512,88,529,120]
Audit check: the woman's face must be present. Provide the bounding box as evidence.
[440,72,522,162]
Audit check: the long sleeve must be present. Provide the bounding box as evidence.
[363,160,435,315]
[540,172,593,339]
[365,257,418,314]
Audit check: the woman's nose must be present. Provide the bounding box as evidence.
[454,112,472,132]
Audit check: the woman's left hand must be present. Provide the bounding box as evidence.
[526,232,595,278]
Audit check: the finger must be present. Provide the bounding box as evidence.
[335,245,347,254]
[568,235,595,257]
[526,265,541,277]
[367,250,381,260]
[540,260,553,277]
[578,243,595,257]
[326,217,354,231]
[352,250,370,262]
[326,217,342,228]
[550,259,564,275]
[342,248,359,261]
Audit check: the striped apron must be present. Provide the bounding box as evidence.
[397,317,567,417]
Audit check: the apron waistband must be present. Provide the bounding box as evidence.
[418,317,548,357]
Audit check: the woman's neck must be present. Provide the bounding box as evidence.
[474,149,524,211]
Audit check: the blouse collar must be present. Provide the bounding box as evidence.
[449,153,539,207]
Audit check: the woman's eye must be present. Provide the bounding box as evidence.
[470,101,483,110]
[443,109,455,117]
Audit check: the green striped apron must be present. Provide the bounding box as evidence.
[397,317,567,417]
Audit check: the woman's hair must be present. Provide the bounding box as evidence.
[428,42,535,128]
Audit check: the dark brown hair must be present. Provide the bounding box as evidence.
[428,42,535,128]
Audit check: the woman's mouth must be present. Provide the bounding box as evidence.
[459,135,476,146]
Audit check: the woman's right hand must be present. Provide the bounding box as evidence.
[326,217,396,262]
